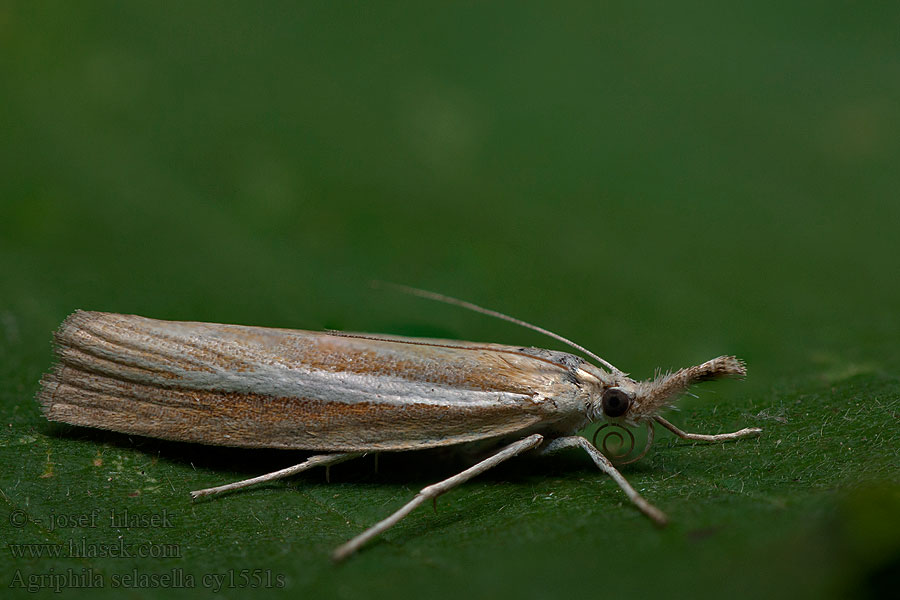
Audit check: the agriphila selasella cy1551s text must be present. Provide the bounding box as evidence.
[37,284,762,560]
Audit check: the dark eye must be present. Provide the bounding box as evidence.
[601,388,631,418]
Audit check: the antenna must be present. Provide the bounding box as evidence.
[373,281,620,373]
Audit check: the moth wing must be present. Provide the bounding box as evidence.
[39,312,584,451]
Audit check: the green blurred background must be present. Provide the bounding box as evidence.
[1,1,898,598]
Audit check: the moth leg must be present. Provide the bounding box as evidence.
[190,452,363,499]
[332,433,544,562]
[540,436,668,526]
[654,416,762,442]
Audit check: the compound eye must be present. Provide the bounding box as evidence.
[601,388,632,418]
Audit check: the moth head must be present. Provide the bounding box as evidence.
[589,356,746,424]
[585,375,640,424]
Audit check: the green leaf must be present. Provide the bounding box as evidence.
[2,2,898,599]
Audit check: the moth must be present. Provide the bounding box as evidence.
[37,285,761,560]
